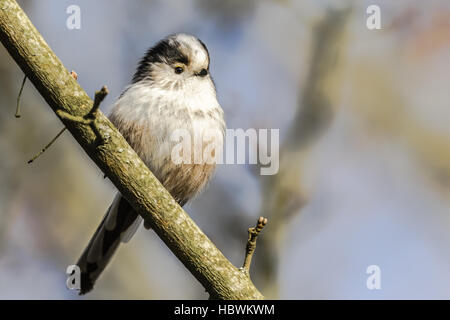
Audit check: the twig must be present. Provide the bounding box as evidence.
[91,85,108,114]
[27,127,66,164]
[26,69,78,164]
[242,217,268,275]
[15,74,26,118]
[57,85,109,144]
[56,110,92,124]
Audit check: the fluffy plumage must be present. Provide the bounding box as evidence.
[76,34,225,294]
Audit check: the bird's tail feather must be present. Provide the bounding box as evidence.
[76,193,141,295]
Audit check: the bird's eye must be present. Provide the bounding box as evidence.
[174,66,184,74]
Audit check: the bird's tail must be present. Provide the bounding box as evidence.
[76,193,142,295]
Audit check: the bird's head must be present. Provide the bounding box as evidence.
[132,33,211,90]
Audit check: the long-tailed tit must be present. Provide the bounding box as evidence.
[76,34,225,294]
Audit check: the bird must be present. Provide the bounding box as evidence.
[75,33,226,294]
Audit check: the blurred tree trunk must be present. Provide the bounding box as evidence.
[256,6,352,298]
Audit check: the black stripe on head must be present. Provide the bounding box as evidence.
[132,37,190,83]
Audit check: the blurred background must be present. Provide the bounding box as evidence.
[1,0,450,299]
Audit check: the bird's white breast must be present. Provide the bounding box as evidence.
[108,78,225,203]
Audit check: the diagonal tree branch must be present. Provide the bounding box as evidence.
[0,0,264,299]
